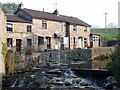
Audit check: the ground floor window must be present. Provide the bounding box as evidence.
[38,36,44,46]
[73,36,78,45]
[84,38,88,47]
[7,38,12,47]
[27,39,32,46]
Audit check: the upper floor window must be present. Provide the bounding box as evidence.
[7,38,12,47]
[93,36,99,41]
[42,20,47,29]
[84,27,87,32]
[27,25,32,32]
[7,23,13,32]
[95,36,99,41]
[73,25,77,32]
[58,22,62,30]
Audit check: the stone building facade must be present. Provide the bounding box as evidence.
[0,9,6,75]
[6,7,92,52]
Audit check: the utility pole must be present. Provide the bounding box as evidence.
[105,13,108,33]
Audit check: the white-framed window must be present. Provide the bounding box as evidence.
[42,20,47,29]
[7,23,13,32]
[7,38,12,47]
[84,38,88,47]
[58,22,62,30]
[93,36,95,41]
[73,25,77,32]
[95,36,99,41]
[93,35,99,41]
[84,27,87,32]
[73,36,78,44]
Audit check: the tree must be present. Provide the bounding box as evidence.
[112,47,120,82]
[0,2,18,14]
[107,22,117,29]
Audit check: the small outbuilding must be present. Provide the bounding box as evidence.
[90,33,100,48]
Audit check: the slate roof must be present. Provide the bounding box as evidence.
[60,15,91,27]
[22,8,91,27]
[6,14,31,23]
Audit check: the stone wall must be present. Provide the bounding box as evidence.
[16,47,117,71]
[0,9,6,90]
[30,49,92,69]
[0,9,6,75]
[91,47,116,59]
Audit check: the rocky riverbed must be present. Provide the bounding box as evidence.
[2,68,119,90]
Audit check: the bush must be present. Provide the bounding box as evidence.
[14,54,20,63]
[112,47,120,82]
[106,60,113,70]
[23,46,33,55]
[5,50,15,74]
[94,53,112,61]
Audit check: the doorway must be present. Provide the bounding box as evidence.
[16,39,21,52]
[46,37,51,49]
[79,37,83,48]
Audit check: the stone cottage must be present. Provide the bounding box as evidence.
[6,6,93,52]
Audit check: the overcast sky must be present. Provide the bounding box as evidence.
[0,0,119,28]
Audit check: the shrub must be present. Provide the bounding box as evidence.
[106,60,113,70]
[5,50,15,74]
[23,46,33,55]
[112,47,120,82]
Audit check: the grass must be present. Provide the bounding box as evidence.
[91,28,119,41]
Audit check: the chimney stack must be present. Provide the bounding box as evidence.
[43,8,44,12]
[53,9,59,16]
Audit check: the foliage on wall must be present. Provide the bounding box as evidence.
[2,41,8,60]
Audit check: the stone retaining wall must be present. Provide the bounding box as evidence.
[91,47,116,59]
[32,47,116,61]
[16,47,117,71]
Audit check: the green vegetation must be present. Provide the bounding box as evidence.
[94,53,112,61]
[106,60,113,70]
[91,28,119,41]
[0,2,18,14]
[23,46,33,55]
[111,47,120,82]
[2,41,8,60]
[14,54,20,63]
[5,50,15,74]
